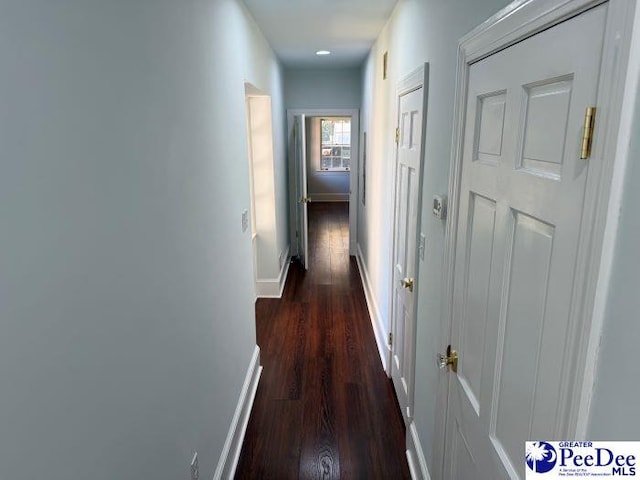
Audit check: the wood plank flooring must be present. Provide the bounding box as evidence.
[235,202,410,480]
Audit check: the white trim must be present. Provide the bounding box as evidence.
[437,0,639,476]
[287,108,360,256]
[396,65,427,95]
[255,246,291,298]
[214,345,263,480]
[309,193,349,203]
[460,0,608,64]
[406,421,431,480]
[356,243,389,373]
[252,234,258,303]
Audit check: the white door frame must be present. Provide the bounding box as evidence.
[388,64,429,395]
[245,83,279,299]
[293,114,309,269]
[286,108,360,257]
[434,0,638,477]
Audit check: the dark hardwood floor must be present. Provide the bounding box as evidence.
[235,202,410,480]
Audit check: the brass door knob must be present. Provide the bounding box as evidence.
[437,345,458,373]
[400,277,414,292]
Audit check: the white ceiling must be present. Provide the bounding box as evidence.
[242,0,399,68]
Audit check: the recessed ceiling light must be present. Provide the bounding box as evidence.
[316,50,331,56]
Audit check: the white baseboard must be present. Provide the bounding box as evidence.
[407,421,431,480]
[255,247,290,298]
[214,345,263,480]
[355,243,389,373]
[309,193,349,202]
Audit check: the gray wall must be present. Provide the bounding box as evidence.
[0,1,284,479]
[284,67,362,109]
[588,70,640,440]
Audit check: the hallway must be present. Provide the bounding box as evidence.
[235,202,410,479]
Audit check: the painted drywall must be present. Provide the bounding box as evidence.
[587,36,640,439]
[0,1,284,479]
[305,117,350,201]
[358,0,511,474]
[284,67,362,109]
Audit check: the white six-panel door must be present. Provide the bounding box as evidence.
[444,5,607,479]
[391,85,423,426]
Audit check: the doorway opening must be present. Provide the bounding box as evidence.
[304,116,351,270]
[287,108,359,269]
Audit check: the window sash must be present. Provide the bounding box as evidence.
[320,119,351,171]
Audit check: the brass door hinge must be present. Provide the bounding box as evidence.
[388,332,393,346]
[395,127,400,144]
[580,106,596,159]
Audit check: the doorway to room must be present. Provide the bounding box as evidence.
[287,109,359,269]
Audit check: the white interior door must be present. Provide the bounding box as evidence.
[391,84,423,426]
[294,114,309,269]
[443,6,606,479]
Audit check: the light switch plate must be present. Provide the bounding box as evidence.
[432,195,447,219]
[241,209,249,233]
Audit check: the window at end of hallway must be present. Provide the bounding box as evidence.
[320,118,350,171]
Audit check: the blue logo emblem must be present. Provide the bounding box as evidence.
[526,442,557,473]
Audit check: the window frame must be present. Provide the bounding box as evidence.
[319,118,351,172]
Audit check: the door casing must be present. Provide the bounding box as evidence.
[245,83,279,299]
[294,114,309,269]
[433,0,639,478]
[286,109,360,257]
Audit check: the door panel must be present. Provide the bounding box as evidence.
[444,5,607,479]
[493,211,556,470]
[391,85,423,425]
[452,422,476,480]
[476,92,507,162]
[520,78,573,178]
[458,193,497,415]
